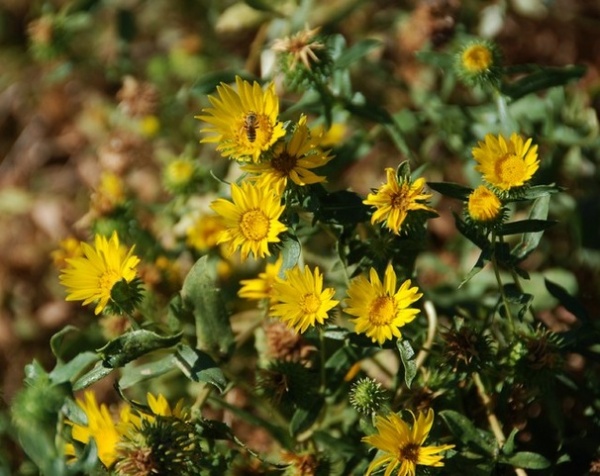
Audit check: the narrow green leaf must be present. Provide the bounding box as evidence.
[396,339,417,389]
[181,256,235,359]
[545,279,588,323]
[428,181,473,201]
[119,354,176,389]
[506,184,562,202]
[459,248,492,288]
[501,65,586,100]
[49,352,99,385]
[335,38,382,70]
[72,361,113,391]
[97,330,182,368]
[502,428,519,456]
[499,219,556,236]
[174,344,227,392]
[385,122,412,158]
[512,195,550,261]
[439,410,496,455]
[290,397,324,436]
[343,98,392,124]
[500,451,550,469]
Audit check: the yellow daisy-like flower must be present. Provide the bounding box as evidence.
[461,44,493,73]
[196,76,286,163]
[164,158,196,190]
[186,213,227,252]
[91,171,126,214]
[472,133,539,191]
[270,265,339,333]
[59,232,140,315]
[345,264,422,345]
[51,237,83,269]
[468,185,502,222]
[145,393,188,421]
[363,409,454,476]
[241,115,333,189]
[364,168,436,235]
[238,254,284,304]
[65,391,132,468]
[210,180,287,260]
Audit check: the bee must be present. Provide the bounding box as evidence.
[242,112,259,143]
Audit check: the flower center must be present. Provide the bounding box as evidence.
[390,186,410,212]
[271,152,298,176]
[301,293,321,314]
[368,296,396,325]
[399,442,420,464]
[240,209,270,241]
[99,269,122,295]
[462,45,492,72]
[495,153,526,185]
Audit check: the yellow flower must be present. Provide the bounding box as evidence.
[91,171,126,214]
[196,76,286,163]
[51,237,83,269]
[186,213,227,252]
[238,254,284,304]
[241,115,332,189]
[65,391,132,468]
[145,393,188,421]
[164,158,196,190]
[345,264,422,345]
[59,232,140,315]
[363,409,454,476]
[468,185,502,222]
[461,44,493,73]
[312,122,346,148]
[270,265,339,333]
[364,168,436,235]
[472,133,539,191]
[210,180,287,260]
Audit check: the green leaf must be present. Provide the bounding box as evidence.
[459,248,492,287]
[499,451,550,469]
[428,181,473,201]
[503,284,533,320]
[50,325,80,361]
[49,352,99,384]
[343,97,392,124]
[499,219,556,236]
[244,0,283,14]
[502,428,518,456]
[335,38,382,70]
[305,186,371,226]
[396,339,417,389]
[501,65,586,100]
[280,237,302,276]
[544,279,588,323]
[439,410,496,455]
[506,184,562,202]
[385,122,412,157]
[116,8,136,42]
[454,212,489,249]
[97,330,182,368]
[415,50,454,68]
[72,361,113,391]
[512,195,551,261]
[290,397,324,436]
[174,344,227,392]
[119,354,177,389]
[181,256,235,359]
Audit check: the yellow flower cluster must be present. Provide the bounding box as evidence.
[467,132,540,223]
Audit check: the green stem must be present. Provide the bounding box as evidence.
[491,232,515,335]
[319,327,327,394]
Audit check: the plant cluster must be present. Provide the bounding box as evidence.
[4,1,600,476]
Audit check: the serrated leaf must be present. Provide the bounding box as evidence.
[499,219,556,236]
[72,361,113,391]
[97,330,182,368]
[500,451,550,469]
[428,181,473,201]
[335,38,382,70]
[512,195,550,261]
[439,410,496,455]
[181,256,235,359]
[174,344,227,392]
[49,352,99,385]
[119,354,176,389]
[396,339,417,389]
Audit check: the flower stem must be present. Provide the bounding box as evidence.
[491,232,515,335]
[472,372,528,476]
